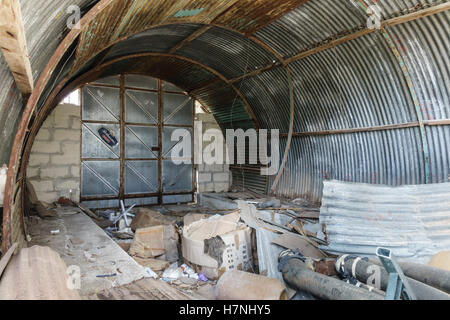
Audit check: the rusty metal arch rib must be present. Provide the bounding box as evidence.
[2,0,297,252]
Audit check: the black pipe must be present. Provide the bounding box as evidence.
[337,256,450,300]
[281,258,385,300]
[368,258,450,294]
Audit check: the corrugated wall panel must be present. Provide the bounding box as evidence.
[320,179,450,263]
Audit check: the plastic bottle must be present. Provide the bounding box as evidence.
[0,164,7,206]
[180,264,195,275]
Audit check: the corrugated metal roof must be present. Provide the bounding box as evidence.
[105,24,203,60]
[1,0,450,250]
[176,26,278,79]
[0,0,94,164]
[319,180,450,263]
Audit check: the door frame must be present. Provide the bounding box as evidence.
[79,74,196,207]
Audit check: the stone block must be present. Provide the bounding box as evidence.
[198,173,211,183]
[28,154,50,167]
[31,141,61,154]
[40,167,68,179]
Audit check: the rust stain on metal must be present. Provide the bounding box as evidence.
[71,0,240,74]
[212,0,309,34]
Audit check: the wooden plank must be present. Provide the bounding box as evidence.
[0,0,33,94]
[0,242,17,278]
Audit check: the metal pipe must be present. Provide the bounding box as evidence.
[281,258,385,300]
[368,258,450,294]
[336,255,450,300]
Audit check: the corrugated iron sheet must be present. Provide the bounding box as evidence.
[212,0,308,34]
[176,26,278,79]
[1,1,450,251]
[266,7,449,202]
[255,0,365,57]
[0,246,81,300]
[0,0,92,164]
[319,180,450,263]
[105,24,203,60]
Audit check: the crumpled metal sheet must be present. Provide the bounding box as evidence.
[320,180,450,263]
[0,245,80,300]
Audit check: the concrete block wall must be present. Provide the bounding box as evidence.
[27,104,81,203]
[196,113,232,193]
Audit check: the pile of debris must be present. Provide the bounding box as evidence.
[26,185,448,301]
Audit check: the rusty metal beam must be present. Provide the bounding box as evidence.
[0,0,33,94]
[279,120,450,138]
[2,0,113,253]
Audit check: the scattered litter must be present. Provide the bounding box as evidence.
[144,267,158,279]
[162,263,184,281]
[84,251,97,263]
[96,274,117,278]
[50,230,60,235]
[198,274,208,282]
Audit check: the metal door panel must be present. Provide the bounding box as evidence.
[82,86,120,121]
[82,123,120,159]
[125,74,158,90]
[91,75,120,86]
[125,90,158,124]
[82,199,120,209]
[125,197,158,207]
[81,75,194,207]
[124,160,159,194]
[125,125,159,159]
[162,127,193,159]
[163,81,184,93]
[162,160,193,193]
[163,94,193,126]
[81,161,120,197]
[163,194,193,204]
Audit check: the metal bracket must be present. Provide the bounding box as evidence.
[376,247,417,300]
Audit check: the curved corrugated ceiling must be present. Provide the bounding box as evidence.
[0,1,449,248]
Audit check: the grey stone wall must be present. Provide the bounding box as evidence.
[27,104,80,203]
[196,113,232,193]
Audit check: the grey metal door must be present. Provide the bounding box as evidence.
[81,74,194,209]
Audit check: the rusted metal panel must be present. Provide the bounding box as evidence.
[0,246,81,300]
[71,0,240,73]
[212,0,309,34]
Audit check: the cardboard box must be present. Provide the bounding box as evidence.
[182,211,253,280]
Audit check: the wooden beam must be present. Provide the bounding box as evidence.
[0,0,33,94]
